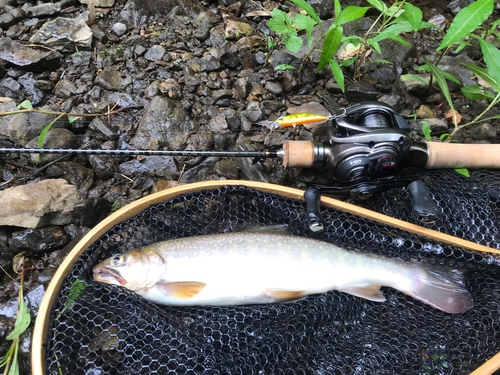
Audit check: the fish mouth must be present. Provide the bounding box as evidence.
[93,266,127,286]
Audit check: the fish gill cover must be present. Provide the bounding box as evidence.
[45,169,500,375]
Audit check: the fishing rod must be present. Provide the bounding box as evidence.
[2,101,500,228]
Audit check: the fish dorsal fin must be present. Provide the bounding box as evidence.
[264,288,306,300]
[339,285,386,302]
[244,224,290,236]
[159,281,207,299]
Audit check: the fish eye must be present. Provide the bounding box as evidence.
[110,254,125,266]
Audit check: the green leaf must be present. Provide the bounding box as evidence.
[400,74,429,84]
[38,114,64,150]
[7,343,19,375]
[404,3,422,31]
[461,63,500,93]
[421,120,432,141]
[275,64,296,70]
[442,72,460,84]
[329,59,345,92]
[6,286,31,340]
[437,0,494,51]
[341,35,363,43]
[17,100,33,110]
[289,0,321,26]
[334,0,341,20]
[0,344,14,367]
[293,14,317,49]
[455,40,472,53]
[415,64,430,71]
[366,0,386,13]
[283,34,302,53]
[267,9,291,34]
[340,57,355,66]
[439,133,450,140]
[390,35,411,47]
[336,6,370,26]
[423,56,457,125]
[454,168,470,177]
[461,85,496,100]
[474,37,500,84]
[385,2,405,17]
[371,21,413,44]
[372,59,394,64]
[370,40,381,54]
[68,116,81,125]
[317,25,343,72]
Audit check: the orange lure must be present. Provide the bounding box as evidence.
[276,113,330,127]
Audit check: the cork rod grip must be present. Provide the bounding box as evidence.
[425,142,500,169]
[282,141,316,168]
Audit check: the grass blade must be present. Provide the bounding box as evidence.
[423,56,457,125]
[317,25,343,72]
[437,0,494,51]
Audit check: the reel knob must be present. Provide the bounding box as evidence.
[375,156,397,176]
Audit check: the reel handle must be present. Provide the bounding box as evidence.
[425,142,500,169]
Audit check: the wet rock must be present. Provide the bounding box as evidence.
[0,229,12,268]
[447,0,475,14]
[371,37,414,65]
[265,81,283,95]
[412,118,448,136]
[193,27,210,41]
[436,53,477,87]
[345,81,379,102]
[428,14,446,29]
[0,13,15,29]
[186,132,214,151]
[7,111,68,146]
[179,156,219,183]
[232,143,270,182]
[367,63,397,83]
[401,74,430,96]
[237,48,257,69]
[264,132,286,147]
[144,80,160,98]
[11,227,69,256]
[221,51,240,68]
[130,96,198,149]
[213,89,233,102]
[0,179,81,228]
[242,102,262,122]
[151,180,184,193]
[88,155,115,180]
[18,72,44,106]
[282,70,300,92]
[30,14,92,52]
[0,101,17,138]
[417,105,434,119]
[106,92,147,109]
[96,68,123,91]
[225,20,253,40]
[73,197,112,227]
[378,95,403,113]
[470,123,496,141]
[89,117,118,140]
[26,285,45,317]
[207,24,228,49]
[119,156,178,177]
[0,37,62,71]
[26,128,78,165]
[54,79,77,98]
[160,79,181,99]
[0,77,20,99]
[192,11,219,30]
[233,77,248,100]
[112,22,127,37]
[80,0,114,6]
[214,159,238,179]
[144,45,166,61]
[208,113,228,132]
[27,3,61,17]
[325,78,343,94]
[198,55,221,72]
[46,161,94,195]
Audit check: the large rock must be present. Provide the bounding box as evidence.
[29,14,92,52]
[6,110,69,146]
[130,96,198,149]
[0,179,81,228]
[0,37,62,71]
[119,156,178,177]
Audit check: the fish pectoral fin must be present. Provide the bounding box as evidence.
[159,281,207,299]
[339,285,386,302]
[264,288,306,300]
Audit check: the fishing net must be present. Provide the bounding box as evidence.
[44,170,500,375]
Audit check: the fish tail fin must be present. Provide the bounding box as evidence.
[404,265,473,314]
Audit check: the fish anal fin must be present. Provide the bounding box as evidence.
[264,288,306,300]
[339,285,386,302]
[159,282,207,299]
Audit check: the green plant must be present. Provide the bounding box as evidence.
[0,265,31,375]
[413,0,500,142]
[112,197,127,212]
[267,0,435,92]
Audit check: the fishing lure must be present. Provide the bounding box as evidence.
[275,113,330,127]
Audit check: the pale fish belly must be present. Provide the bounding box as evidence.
[136,233,414,306]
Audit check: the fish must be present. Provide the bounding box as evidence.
[92,226,473,314]
[275,113,330,127]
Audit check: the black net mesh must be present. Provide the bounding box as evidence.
[44,170,500,375]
